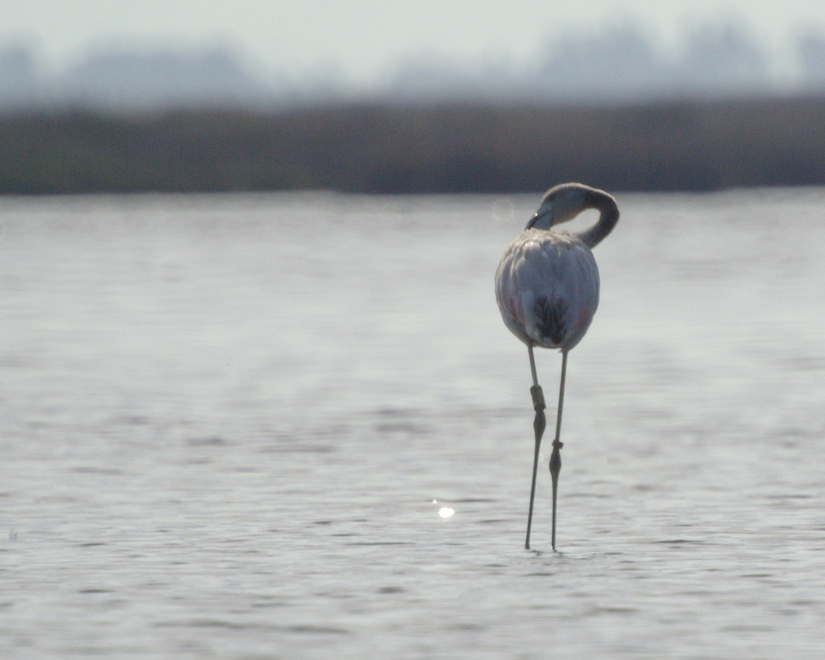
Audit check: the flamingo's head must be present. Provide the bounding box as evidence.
[526,183,605,230]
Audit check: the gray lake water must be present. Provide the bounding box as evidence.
[1,189,824,659]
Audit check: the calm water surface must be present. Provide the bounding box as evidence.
[1,190,824,658]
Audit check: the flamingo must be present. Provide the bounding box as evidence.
[495,182,619,550]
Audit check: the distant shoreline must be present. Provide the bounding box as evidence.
[3,96,825,195]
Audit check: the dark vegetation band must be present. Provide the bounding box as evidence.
[3,96,825,194]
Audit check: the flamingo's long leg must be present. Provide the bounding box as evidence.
[525,344,546,550]
[549,351,568,551]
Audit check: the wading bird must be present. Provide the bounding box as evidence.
[495,183,619,551]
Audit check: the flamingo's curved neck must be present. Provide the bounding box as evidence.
[526,184,619,248]
[576,193,619,249]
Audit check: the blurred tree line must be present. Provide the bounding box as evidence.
[2,97,825,194]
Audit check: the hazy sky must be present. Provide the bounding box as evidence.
[3,0,825,83]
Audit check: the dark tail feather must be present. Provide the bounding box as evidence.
[534,297,567,346]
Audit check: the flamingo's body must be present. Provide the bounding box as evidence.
[495,182,619,550]
[496,231,599,351]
